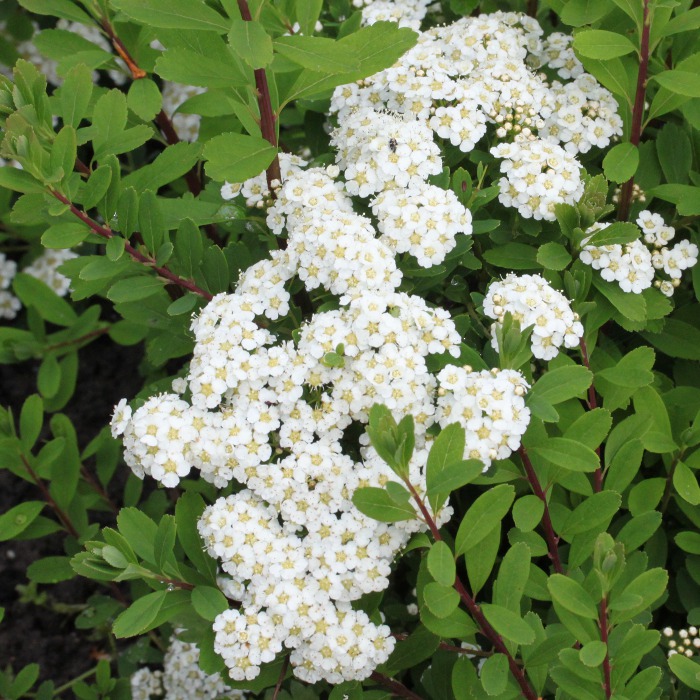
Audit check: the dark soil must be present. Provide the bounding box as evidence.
[0,335,143,689]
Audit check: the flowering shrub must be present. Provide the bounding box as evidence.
[2,1,700,699]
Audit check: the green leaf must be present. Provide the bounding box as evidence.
[653,70,700,97]
[127,78,162,122]
[0,501,45,541]
[559,491,621,538]
[296,0,324,35]
[657,122,692,185]
[202,246,230,294]
[548,574,598,619]
[111,0,229,32]
[427,541,455,587]
[192,586,228,621]
[530,438,599,472]
[426,460,484,510]
[117,508,158,564]
[229,18,273,68]
[155,46,246,88]
[203,132,277,183]
[602,142,639,183]
[585,222,639,247]
[426,423,465,510]
[560,0,613,26]
[641,319,700,360]
[138,191,166,254]
[563,409,612,450]
[454,484,515,557]
[274,35,359,72]
[596,346,655,388]
[113,590,168,638]
[480,604,535,645]
[529,366,592,406]
[480,654,508,696]
[382,625,440,675]
[13,273,78,326]
[669,653,700,691]
[579,640,607,667]
[175,491,216,579]
[81,165,113,211]
[175,218,203,278]
[673,461,700,506]
[423,582,460,619]
[41,222,90,250]
[108,277,165,303]
[662,6,700,36]
[18,0,92,23]
[512,495,544,532]
[494,542,530,613]
[573,30,636,59]
[0,167,44,193]
[51,125,77,182]
[38,355,61,399]
[483,242,538,269]
[536,242,571,271]
[352,487,416,522]
[27,556,75,583]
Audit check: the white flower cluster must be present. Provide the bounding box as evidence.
[491,140,584,220]
[580,211,699,297]
[0,250,76,320]
[358,0,431,30]
[371,181,472,267]
[484,273,584,360]
[131,636,247,700]
[664,626,700,659]
[0,253,20,320]
[115,153,533,684]
[221,153,308,208]
[161,82,207,142]
[327,10,623,221]
[436,367,530,467]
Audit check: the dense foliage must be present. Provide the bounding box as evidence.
[2,1,700,699]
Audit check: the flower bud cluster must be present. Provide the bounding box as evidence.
[580,211,699,297]
[131,636,247,700]
[0,253,20,320]
[664,626,700,659]
[436,366,530,467]
[484,273,584,360]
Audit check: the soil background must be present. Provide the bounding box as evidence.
[0,337,143,688]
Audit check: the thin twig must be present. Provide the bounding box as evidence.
[271,656,289,700]
[237,0,282,192]
[50,189,213,301]
[20,453,80,539]
[579,337,604,492]
[518,447,564,574]
[402,480,537,700]
[617,0,651,222]
[44,326,110,352]
[370,671,424,700]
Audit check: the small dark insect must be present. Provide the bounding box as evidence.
[388,138,397,153]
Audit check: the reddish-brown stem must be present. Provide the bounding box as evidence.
[403,480,537,700]
[271,656,289,700]
[80,466,119,515]
[44,326,110,352]
[599,596,612,698]
[518,447,564,574]
[20,453,80,539]
[370,672,424,700]
[158,576,194,591]
[237,0,282,192]
[99,17,146,79]
[50,189,213,301]
[617,0,651,222]
[579,337,604,492]
[75,158,91,177]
